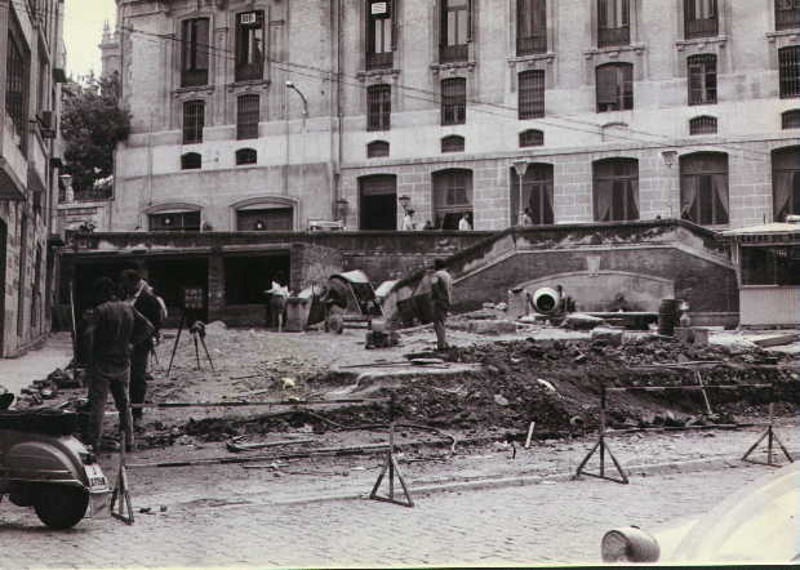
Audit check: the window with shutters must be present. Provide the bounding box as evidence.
[779,46,800,98]
[367,0,394,70]
[441,78,466,125]
[183,100,205,144]
[235,148,257,165]
[519,129,544,147]
[441,135,465,153]
[517,0,547,55]
[775,0,800,31]
[5,15,29,152]
[684,0,718,39]
[688,54,717,105]
[680,152,729,225]
[432,169,473,229]
[149,211,201,231]
[181,152,202,170]
[367,140,390,158]
[518,70,545,119]
[593,158,639,222]
[235,11,265,81]
[510,163,554,225]
[596,63,633,112]
[181,18,209,87]
[440,0,471,63]
[597,0,630,47]
[237,94,260,139]
[772,146,800,222]
[689,115,717,135]
[366,84,391,131]
[782,109,800,128]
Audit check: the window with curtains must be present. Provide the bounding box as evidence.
[5,15,29,150]
[183,100,205,144]
[367,0,394,69]
[367,140,390,157]
[597,0,630,47]
[235,148,257,165]
[688,54,717,105]
[593,158,639,222]
[235,11,265,81]
[596,63,633,112]
[237,94,260,139]
[366,84,391,131]
[518,70,545,119]
[441,135,465,152]
[517,0,547,55]
[441,77,467,125]
[432,169,473,229]
[772,147,800,222]
[684,0,718,39]
[776,0,800,30]
[181,18,209,87]
[779,46,800,98]
[783,109,800,128]
[440,0,471,63]
[680,152,729,225]
[510,163,554,225]
[519,129,544,147]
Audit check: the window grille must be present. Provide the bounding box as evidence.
[235,148,257,165]
[779,46,800,99]
[684,0,718,39]
[441,135,465,153]
[183,100,205,144]
[181,18,209,87]
[441,78,466,125]
[367,140,390,158]
[517,0,547,55]
[782,109,800,129]
[366,84,391,131]
[519,129,544,147]
[597,0,630,47]
[181,152,202,170]
[775,0,800,30]
[518,70,545,119]
[237,94,260,140]
[235,11,265,81]
[593,158,639,222]
[596,63,633,112]
[688,54,717,105]
[689,115,717,135]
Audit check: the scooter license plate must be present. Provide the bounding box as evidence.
[85,464,108,489]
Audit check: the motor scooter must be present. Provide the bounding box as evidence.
[0,393,110,529]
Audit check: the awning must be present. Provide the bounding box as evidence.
[0,161,26,200]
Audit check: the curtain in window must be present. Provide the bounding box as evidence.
[711,173,729,224]
[681,175,699,219]
[595,179,613,221]
[773,170,796,221]
[626,179,640,219]
[599,0,628,28]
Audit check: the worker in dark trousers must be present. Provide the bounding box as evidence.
[430,259,453,351]
[83,277,153,451]
[121,269,163,431]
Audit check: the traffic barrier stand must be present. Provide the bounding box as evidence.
[369,395,414,507]
[110,428,135,524]
[742,400,794,467]
[574,386,629,485]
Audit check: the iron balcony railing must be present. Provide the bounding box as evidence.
[598,26,630,47]
[516,34,547,56]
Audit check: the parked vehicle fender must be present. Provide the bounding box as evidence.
[5,441,86,487]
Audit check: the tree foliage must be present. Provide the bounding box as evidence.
[61,72,131,192]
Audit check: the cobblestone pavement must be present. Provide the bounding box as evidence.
[0,460,776,568]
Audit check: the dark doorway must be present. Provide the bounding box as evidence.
[0,220,6,355]
[359,175,397,230]
[225,254,290,305]
[147,257,209,323]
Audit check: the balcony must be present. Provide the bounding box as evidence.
[598,26,630,48]
[517,34,547,56]
[366,52,394,71]
[439,44,469,64]
[685,17,718,39]
[235,63,263,82]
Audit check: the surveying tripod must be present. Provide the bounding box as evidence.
[166,309,215,377]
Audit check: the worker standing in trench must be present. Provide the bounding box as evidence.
[431,259,453,351]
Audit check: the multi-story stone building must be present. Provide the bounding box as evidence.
[106,0,799,234]
[0,0,67,356]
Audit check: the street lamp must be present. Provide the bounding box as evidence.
[398,195,411,214]
[286,81,308,119]
[512,159,530,226]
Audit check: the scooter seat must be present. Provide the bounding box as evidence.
[0,409,79,436]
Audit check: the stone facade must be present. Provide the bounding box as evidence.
[0,0,66,357]
[103,0,799,234]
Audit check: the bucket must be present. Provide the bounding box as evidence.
[658,299,681,336]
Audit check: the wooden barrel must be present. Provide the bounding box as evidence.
[658,299,681,336]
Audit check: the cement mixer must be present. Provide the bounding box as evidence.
[527,286,575,315]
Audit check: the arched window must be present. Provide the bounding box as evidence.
[235,148,257,165]
[680,152,729,225]
[593,158,639,222]
[782,109,800,129]
[596,63,633,112]
[519,129,544,147]
[148,210,201,232]
[772,146,800,222]
[510,163,554,225]
[181,152,202,170]
[441,135,465,153]
[366,140,390,158]
[689,115,717,135]
[432,169,473,229]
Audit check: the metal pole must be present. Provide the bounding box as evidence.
[600,386,607,478]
